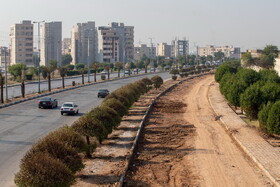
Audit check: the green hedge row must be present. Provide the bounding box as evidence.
[216,63,280,135]
[15,75,163,186]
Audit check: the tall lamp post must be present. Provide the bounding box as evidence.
[87,28,94,83]
[33,21,45,93]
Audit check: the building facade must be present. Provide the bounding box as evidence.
[62,38,71,55]
[0,47,10,68]
[10,20,33,66]
[97,22,134,63]
[40,22,62,66]
[97,26,120,63]
[71,21,97,65]
[198,45,241,59]
[157,43,171,57]
[134,44,156,61]
[171,38,189,58]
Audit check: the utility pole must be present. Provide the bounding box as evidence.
[87,34,90,82]
[33,21,45,93]
[149,37,154,69]
[4,48,8,102]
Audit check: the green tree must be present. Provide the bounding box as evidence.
[236,68,260,87]
[259,69,280,83]
[259,54,275,69]
[61,54,73,66]
[226,79,247,108]
[263,45,279,58]
[214,64,236,82]
[267,100,280,134]
[66,64,75,70]
[240,83,263,120]
[214,51,225,61]
[241,52,254,67]
[258,102,274,130]
[8,63,27,81]
[58,66,68,88]
[260,82,280,104]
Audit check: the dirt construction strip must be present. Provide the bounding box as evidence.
[124,75,273,186]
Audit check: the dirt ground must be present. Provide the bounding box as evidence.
[124,75,272,187]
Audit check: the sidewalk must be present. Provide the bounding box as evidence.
[208,82,280,187]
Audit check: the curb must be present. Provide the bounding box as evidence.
[119,73,210,187]
[0,72,163,109]
[207,83,280,187]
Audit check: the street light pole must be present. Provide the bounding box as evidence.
[87,35,90,83]
[33,21,44,93]
[4,48,8,102]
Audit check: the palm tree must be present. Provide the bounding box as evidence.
[58,66,68,89]
[76,63,85,84]
[41,60,57,92]
[91,62,100,82]
[105,65,110,80]
[114,62,123,78]
[144,60,149,73]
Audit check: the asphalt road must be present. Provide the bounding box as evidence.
[0,72,170,187]
[2,71,141,99]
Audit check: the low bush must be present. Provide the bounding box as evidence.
[105,92,130,108]
[30,137,84,173]
[102,98,128,117]
[101,74,106,80]
[151,75,163,89]
[67,70,79,76]
[15,152,75,187]
[172,75,177,80]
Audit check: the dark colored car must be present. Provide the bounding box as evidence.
[97,89,110,98]
[38,97,58,109]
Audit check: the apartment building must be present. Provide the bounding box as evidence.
[71,21,97,65]
[10,20,33,66]
[62,38,71,55]
[171,38,189,58]
[97,22,134,63]
[157,43,171,57]
[97,26,120,63]
[134,44,156,61]
[198,45,241,59]
[40,22,62,66]
[0,47,10,68]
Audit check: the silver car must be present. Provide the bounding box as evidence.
[60,102,79,115]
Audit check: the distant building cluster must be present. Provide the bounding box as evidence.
[198,45,241,59]
[0,20,242,68]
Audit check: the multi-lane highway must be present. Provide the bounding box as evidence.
[3,72,124,99]
[0,72,170,187]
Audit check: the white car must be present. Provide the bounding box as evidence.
[60,102,79,115]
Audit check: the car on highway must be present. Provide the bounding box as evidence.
[38,97,58,109]
[97,89,110,98]
[60,102,79,115]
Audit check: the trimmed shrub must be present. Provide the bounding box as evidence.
[15,152,75,187]
[151,75,163,89]
[44,126,87,153]
[25,73,33,80]
[72,113,107,144]
[141,77,152,92]
[102,98,128,117]
[105,92,130,108]
[258,102,274,130]
[267,101,280,135]
[101,74,106,80]
[67,70,79,76]
[172,75,177,80]
[30,137,84,173]
[90,106,115,134]
[101,106,121,128]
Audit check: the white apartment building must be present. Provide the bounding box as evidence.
[157,43,171,57]
[40,22,62,66]
[97,26,120,63]
[71,21,97,65]
[134,44,156,61]
[10,20,33,66]
[171,38,189,58]
[0,47,10,68]
[97,22,134,63]
[198,45,241,59]
[62,38,71,55]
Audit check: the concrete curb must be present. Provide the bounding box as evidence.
[119,73,210,187]
[207,83,280,187]
[0,72,163,109]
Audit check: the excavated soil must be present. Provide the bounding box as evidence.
[124,75,271,187]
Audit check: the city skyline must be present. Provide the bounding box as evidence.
[0,0,279,51]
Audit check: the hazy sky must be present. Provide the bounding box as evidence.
[0,0,279,52]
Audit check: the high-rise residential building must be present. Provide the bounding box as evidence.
[171,38,189,58]
[97,26,120,63]
[198,45,241,59]
[134,44,156,61]
[10,20,33,66]
[97,22,134,63]
[40,22,62,66]
[71,21,97,65]
[0,47,10,68]
[157,43,171,57]
[62,38,71,55]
